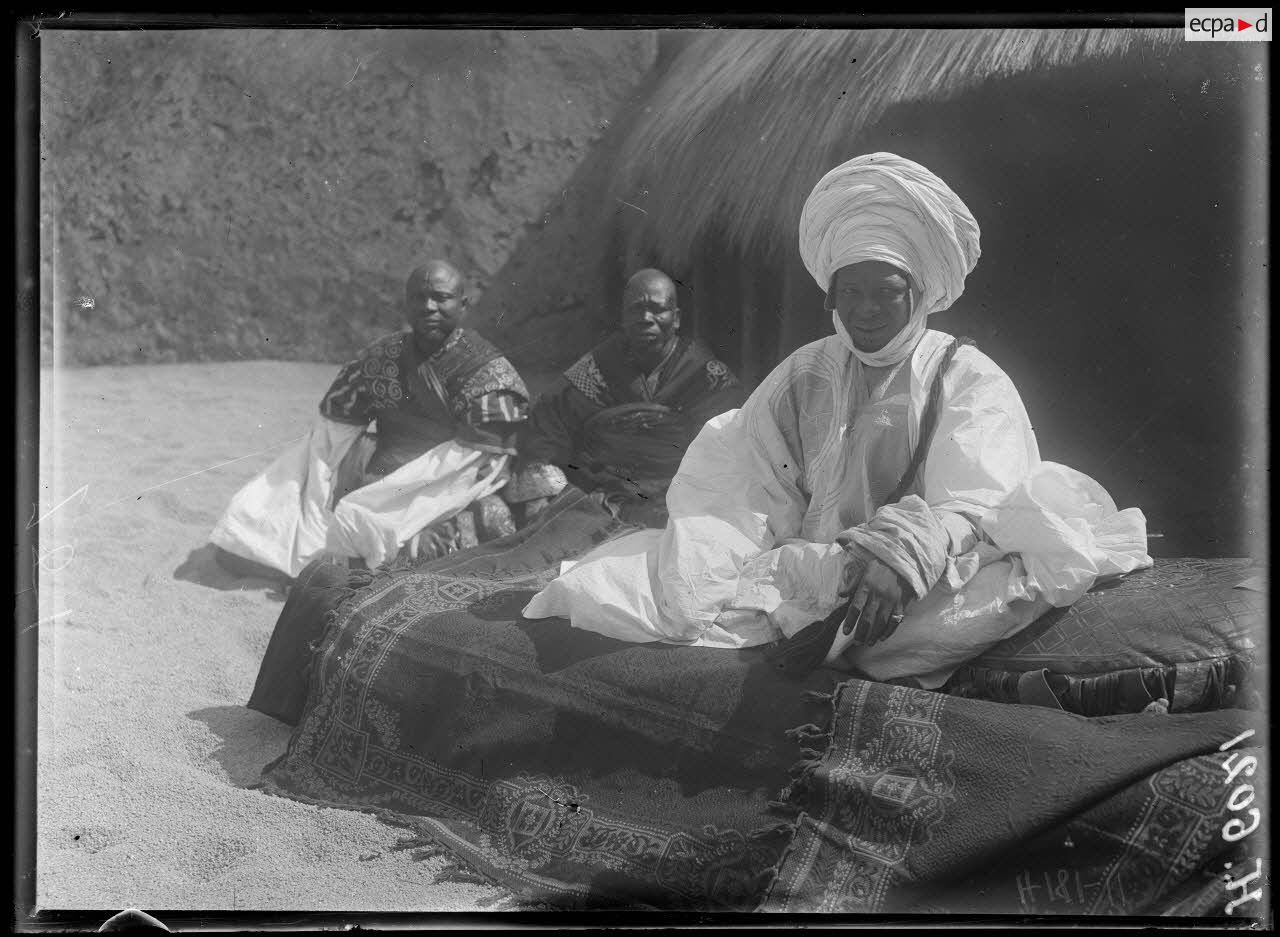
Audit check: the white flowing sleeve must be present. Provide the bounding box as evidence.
[706,345,1025,638]
[918,346,1040,518]
[922,347,1151,606]
[843,346,1149,607]
[840,346,1039,597]
[327,443,509,570]
[654,352,823,631]
[210,416,364,577]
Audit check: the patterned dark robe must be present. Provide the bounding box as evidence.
[320,327,529,556]
[320,327,528,479]
[510,333,746,518]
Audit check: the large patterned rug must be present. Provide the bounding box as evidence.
[255,489,1266,916]
[767,680,1263,915]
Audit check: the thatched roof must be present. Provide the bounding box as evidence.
[610,28,1183,265]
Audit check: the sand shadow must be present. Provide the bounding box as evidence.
[187,704,294,788]
[174,544,290,600]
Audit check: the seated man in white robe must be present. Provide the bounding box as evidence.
[210,259,528,577]
[523,153,1151,688]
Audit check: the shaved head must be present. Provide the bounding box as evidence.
[406,259,466,297]
[404,259,469,354]
[623,268,677,306]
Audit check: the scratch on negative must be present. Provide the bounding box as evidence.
[345,53,378,87]
[21,609,72,635]
[616,199,648,215]
[90,434,309,516]
[1096,413,1159,470]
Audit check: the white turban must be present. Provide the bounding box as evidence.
[798,152,982,366]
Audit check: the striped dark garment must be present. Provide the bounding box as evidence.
[320,327,529,473]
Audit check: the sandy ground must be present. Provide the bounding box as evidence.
[33,361,562,914]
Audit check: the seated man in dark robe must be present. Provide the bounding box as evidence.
[211,259,529,575]
[503,268,747,527]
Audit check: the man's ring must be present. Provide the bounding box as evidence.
[890,613,905,624]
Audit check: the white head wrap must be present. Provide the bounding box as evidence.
[798,152,982,366]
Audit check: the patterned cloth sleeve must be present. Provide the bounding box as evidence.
[680,357,749,431]
[318,333,408,425]
[318,360,377,426]
[563,350,610,408]
[452,357,529,455]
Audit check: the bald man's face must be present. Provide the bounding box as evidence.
[620,278,680,359]
[405,265,468,353]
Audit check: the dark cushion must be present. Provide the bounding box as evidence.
[943,557,1265,716]
[247,557,358,725]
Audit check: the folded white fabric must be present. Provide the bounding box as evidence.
[327,441,507,570]
[211,416,507,576]
[211,417,363,577]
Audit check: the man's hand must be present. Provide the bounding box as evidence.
[609,403,674,434]
[841,557,910,646]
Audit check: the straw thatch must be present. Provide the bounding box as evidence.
[611,28,1182,266]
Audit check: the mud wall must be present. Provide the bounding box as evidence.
[40,29,657,365]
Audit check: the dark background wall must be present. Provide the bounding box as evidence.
[39,29,657,366]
